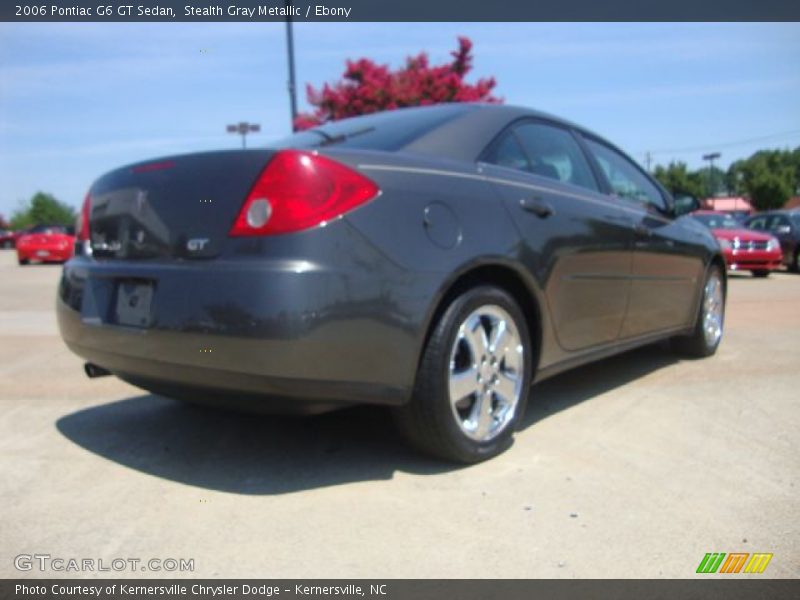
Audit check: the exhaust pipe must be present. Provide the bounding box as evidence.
[84,362,111,378]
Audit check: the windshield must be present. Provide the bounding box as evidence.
[692,214,740,229]
[268,104,474,152]
[792,214,800,229]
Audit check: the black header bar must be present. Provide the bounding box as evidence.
[3,579,800,600]
[3,0,800,22]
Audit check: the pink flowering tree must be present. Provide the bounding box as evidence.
[294,36,501,130]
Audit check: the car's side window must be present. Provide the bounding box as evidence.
[583,137,667,212]
[771,216,790,231]
[482,121,599,193]
[483,132,532,173]
[748,217,766,230]
[512,123,599,192]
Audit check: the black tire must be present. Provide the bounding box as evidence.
[392,286,533,463]
[671,265,725,358]
[17,257,29,266]
[2,240,11,249]
[791,249,800,273]
[751,270,770,278]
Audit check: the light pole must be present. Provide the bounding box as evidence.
[285,1,298,131]
[702,152,721,198]
[226,122,261,149]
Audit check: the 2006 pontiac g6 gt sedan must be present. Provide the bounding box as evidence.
[57,104,726,462]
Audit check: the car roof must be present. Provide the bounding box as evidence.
[288,103,636,167]
[403,103,610,162]
[748,209,799,216]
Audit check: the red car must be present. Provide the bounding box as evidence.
[15,225,75,265]
[0,229,20,249]
[691,211,782,277]
[2,225,49,249]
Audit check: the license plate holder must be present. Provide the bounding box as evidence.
[114,280,154,328]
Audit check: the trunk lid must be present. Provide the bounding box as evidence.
[88,150,274,259]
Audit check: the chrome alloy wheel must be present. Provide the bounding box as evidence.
[448,305,525,442]
[702,272,724,348]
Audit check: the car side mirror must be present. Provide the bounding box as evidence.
[672,195,699,217]
[776,225,791,235]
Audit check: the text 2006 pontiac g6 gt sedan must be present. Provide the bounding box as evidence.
[57,104,726,462]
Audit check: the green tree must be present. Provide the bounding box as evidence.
[792,147,800,193]
[652,161,705,199]
[704,165,728,197]
[10,192,76,229]
[737,150,797,211]
[725,160,746,196]
[747,173,793,211]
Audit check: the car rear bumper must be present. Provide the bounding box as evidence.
[18,245,73,262]
[722,248,783,271]
[57,228,436,410]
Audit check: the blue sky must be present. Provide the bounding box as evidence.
[1,22,799,217]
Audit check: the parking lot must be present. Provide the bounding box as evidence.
[1,249,797,578]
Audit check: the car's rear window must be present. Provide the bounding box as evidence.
[270,105,475,152]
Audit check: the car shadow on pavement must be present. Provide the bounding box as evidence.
[56,397,442,494]
[56,344,678,495]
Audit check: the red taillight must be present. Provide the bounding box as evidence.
[229,150,379,236]
[77,193,90,241]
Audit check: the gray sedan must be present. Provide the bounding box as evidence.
[58,104,725,462]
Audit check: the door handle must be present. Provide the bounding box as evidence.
[520,197,554,218]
